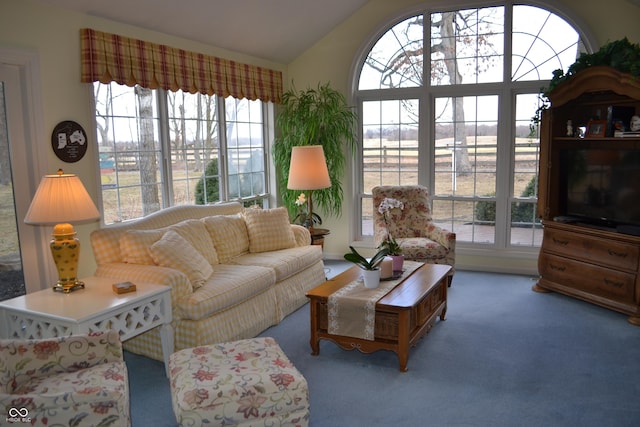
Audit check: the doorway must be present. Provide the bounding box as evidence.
[0,50,51,296]
[0,80,25,300]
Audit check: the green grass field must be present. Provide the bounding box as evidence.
[0,183,19,256]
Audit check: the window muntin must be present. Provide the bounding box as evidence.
[94,82,269,224]
[95,84,163,223]
[359,17,424,90]
[355,2,585,249]
[361,99,419,237]
[510,93,543,246]
[431,7,505,86]
[225,97,265,202]
[167,89,220,207]
[433,95,498,244]
[511,6,581,81]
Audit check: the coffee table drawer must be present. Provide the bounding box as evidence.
[417,282,446,326]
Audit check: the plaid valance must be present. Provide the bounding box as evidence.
[80,28,283,103]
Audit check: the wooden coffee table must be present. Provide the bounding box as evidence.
[306,263,451,371]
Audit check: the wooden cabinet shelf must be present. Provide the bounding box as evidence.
[535,66,640,325]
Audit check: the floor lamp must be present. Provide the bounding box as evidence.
[287,145,331,233]
[24,169,100,293]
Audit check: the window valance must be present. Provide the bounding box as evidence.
[80,28,283,103]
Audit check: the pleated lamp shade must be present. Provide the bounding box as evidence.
[24,170,100,225]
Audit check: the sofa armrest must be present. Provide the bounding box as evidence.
[291,224,311,246]
[94,262,193,307]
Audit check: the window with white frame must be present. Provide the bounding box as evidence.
[354,2,589,249]
[93,82,269,224]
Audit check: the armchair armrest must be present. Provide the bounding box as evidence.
[425,224,456,251]
[95,262,193,307]
[0,331,122,393]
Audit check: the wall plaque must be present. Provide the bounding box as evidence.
[51,120,87,163]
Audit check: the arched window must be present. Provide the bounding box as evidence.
[353,2,592,255]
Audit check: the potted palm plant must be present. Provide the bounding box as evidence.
[273,82,357,222]
[344,246,390,288]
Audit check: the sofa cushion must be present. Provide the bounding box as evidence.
[119,229,164,265]
[202,215,249,263]
[398,237,449,260]
[169,219,219,266]
[230,245,322,282]
[177,264,276,321]
[149,230,213,290]
[243,207,296,253]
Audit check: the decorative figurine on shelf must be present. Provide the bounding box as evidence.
[566,120,573,136]
[630,115,640,132]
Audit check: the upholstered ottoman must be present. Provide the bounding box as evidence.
[168,337,309,427]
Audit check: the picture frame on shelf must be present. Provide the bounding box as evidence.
[586,119,607,138]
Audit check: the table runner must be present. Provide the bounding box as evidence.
[327,261,423,340]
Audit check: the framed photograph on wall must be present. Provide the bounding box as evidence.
[586,119,607,138]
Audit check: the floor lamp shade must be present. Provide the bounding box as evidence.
[24,170,100,293]
[287,146,331,232]
[287,145,331,190]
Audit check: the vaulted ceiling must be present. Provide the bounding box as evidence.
[40,0,369,63]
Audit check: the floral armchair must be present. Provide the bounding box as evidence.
[0,330,130,427]
[373,185,456,284]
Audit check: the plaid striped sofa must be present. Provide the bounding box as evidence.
[90,202,325,361]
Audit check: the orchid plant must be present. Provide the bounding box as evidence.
[344,246,390,271]
[292,193,322,228]
[377,197,404,256]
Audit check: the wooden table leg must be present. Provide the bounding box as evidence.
[397,309,410,372]
[309,300,320,355]
[440,279,448,321]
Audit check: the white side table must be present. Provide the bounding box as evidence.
[0,276,173,376]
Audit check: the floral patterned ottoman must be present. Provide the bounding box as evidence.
[168,337,309,427]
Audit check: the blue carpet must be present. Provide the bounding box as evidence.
[125,263,640,426]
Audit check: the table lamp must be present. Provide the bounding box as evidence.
[24,169,100,293]
[287,145,331,233]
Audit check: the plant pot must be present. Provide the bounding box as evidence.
[391,255,404,272]
[362,268,381,289]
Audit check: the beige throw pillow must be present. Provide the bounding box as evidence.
[243,207,296,253]
[169,219,219,265]
[202,215,250,263]
[149,230,213,290]
[119,229,164,265]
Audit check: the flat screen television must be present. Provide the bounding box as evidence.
[560,148,640,232]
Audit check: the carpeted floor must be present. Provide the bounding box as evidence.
[125,262,640,426]
[0,269,25,301]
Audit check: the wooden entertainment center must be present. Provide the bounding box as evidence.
[534,66,640,325]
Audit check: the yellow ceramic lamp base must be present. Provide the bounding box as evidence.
[50,223,85,293]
